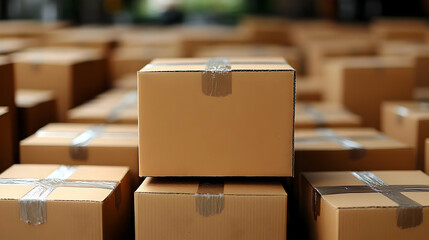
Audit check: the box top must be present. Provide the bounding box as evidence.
[136,177,286,196]
[383,101,429,120]
[326,56,414,69]
[21,123,138,147]
[12,47,103,65]
[0,107,8,116]
[295,102,361,126]
[295,128,409,150]
[16,89,55,108]
[139,57,294,72]
[194,44,300,58]
[0,164,128,202]
[0,38,37,54]
[303,170,429,209]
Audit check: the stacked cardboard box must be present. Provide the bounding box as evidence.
[295,103,361,128]
[0,107,14,172]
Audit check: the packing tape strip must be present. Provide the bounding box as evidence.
[0,165,119,225]
[195,180,225,217]
[395,103,429,123]
[315,129,366,159]
[106,90,137,123]
[70,125,106,160]
[312,171,429,229]
[202,58,232,97]
[302,104,327,128]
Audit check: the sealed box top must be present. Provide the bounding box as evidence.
[326,56,414,69]
[140,57,293,72]
[295,128,410,150]
[12,47,103,65]
[295,103,361,128]
[16,89,55,108]
[137,177,286,196]
[383,101,429,120]
[0,38,37,55]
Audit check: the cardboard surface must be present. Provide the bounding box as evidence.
[0,38,38,55]
[381,101,429,171]
[138,57,295,176]
[324,56,415,129]
[0,107,14,173]
[295,102,361,128]
[16,89,57,139]
[296,76,323,101]
[68,88,137,124]
[20,123,140,189]
[0,164,131,240]
[300,171,429,240]
[135,177,287,240]
[12,47,107,121]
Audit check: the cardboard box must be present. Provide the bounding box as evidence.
[110,46,181,79]
[304,37,376,77]
[379,41,429,87]
[20,123,140,189]
[194,44,303,75]
[0,107,14,173]
[295,128,414,180]
[371,18,428,42]
[0,164,131,239]
[295,103,361,128]
[135,177,287,240]
[68,89,137,124]
[13,47,107,121]
[16,89,57,140]
[300,170,429,240]
[0,38,38,55]
[138,57,295,176]
[0,20,68,38]
[414,87,429,102]
[426,139,429,171]
[296,76,323,102]
[381,102,429,171]
[113,74,137,90]
[323,56,415,129]
[240,16,290,45]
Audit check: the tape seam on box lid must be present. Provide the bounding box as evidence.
[195,180,225,217]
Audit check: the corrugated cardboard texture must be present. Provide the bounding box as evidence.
[135,178,287,240]
[0,164,132,240]
[20,123,140,190]
[12,47,107,121]
[324,56,415,129]
[68,88,137,124]
[138,57,295,176]
[300,171,429,240]
[294,128,414,184]
[0,107,14,172]
[16,89,57,140]
[381,101,429,171]
[295,103,361,128]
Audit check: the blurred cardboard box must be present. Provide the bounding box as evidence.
[118,28,182,49]
[295,128,414,180]
[371,18,428,42]
[240,16,290,45]
[426,139,429,171]
[68,89,137,124]
[300,170,429,240]
[113,74,137,89]
[138,57,295,176]
[0,20,68,38]
[414,87,429,102]
[16,89,57,140]
[0,107,14,173]
[194,44,302,75]
[295,103,361,128]
[381,102,429,171]
[135,177,287,240]
[13,47,107,121]
[323,57,415,129]
[379,41,429,87]
[0,164,132,239]
[110,46,181,79]
[304,37,376,77]
[296,76,323,102]
[0,38,39,56]
[20,123,140,189]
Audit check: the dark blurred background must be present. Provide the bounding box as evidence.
[1,0,429,25]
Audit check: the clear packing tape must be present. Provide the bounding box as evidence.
[312,171,429,229]
[35,124,138,160]
[395,102,429,123]
[0,165,119,225]
[106,90,137,123]
[195,180,225,217]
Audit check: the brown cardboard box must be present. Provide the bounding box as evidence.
[426,139,429,170]
[414,87,429,102]
[0,20,68,38]
[381,102,429,171]
[13,47,107,121]
[0,38,38,55]
[371,18,428,42]
[135,177,287,240]
[324,56,415,129]
[68,89,137,124]
[110,46,181,79]
[20,123,140,189]
[300,170,429,240]
[16,89,57,139]
[304,37,376,77]
[0,164,131,240]
[118,28,182,48]
[194,44,303,75]
[138,57,295,176]
[295,128,414,181]
[113,74,137,90]
[240,16,290,45]
[296,76,323,101]
[295,103,361,128]
[0,107,14,173]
